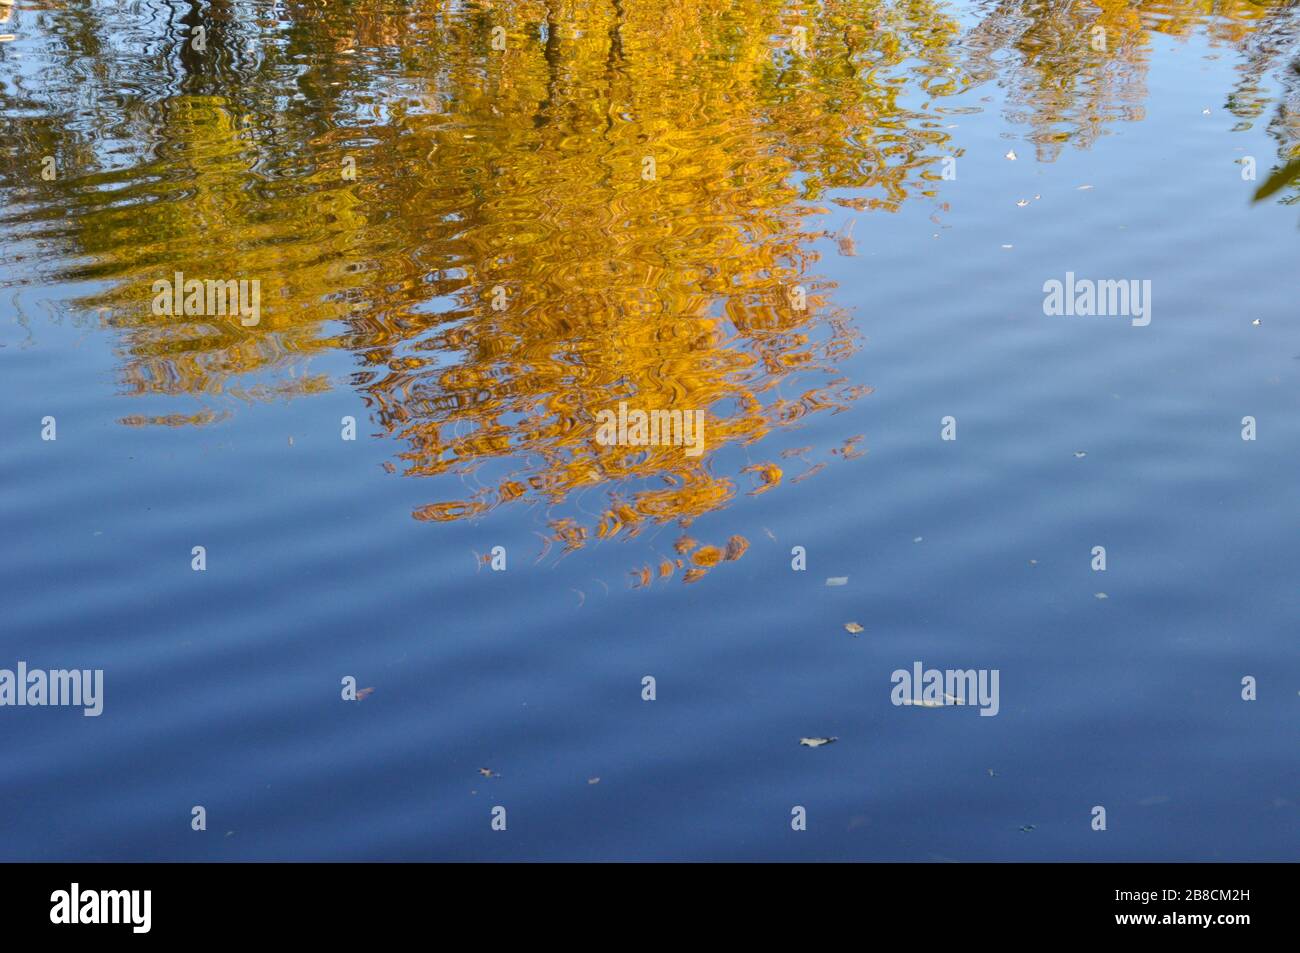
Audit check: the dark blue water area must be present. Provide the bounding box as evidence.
[1,28,1297,861]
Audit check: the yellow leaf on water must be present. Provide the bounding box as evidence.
[844,622,864,634]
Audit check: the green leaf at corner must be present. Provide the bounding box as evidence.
[1253,156,1300,202]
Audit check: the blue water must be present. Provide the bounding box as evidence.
[1,1,1297,860]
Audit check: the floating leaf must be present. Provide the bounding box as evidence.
[799,736,837,747]
[844,622,864,634]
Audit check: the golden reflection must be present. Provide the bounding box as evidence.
[3,0,1296,583]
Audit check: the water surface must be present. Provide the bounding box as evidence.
[0,0,1297,860]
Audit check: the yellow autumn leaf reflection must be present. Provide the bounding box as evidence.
[294,0,971,582]
[356,0,962,580]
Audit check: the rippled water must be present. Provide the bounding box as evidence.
[1,0,1296,860]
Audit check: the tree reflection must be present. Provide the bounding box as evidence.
[0,0,1295,581]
